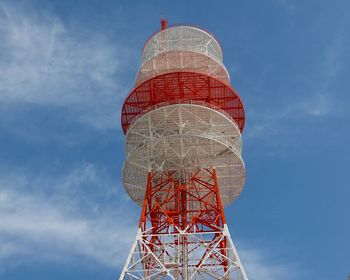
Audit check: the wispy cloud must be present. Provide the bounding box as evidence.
[245,28,345,148]
[0,2,130,130]
[246,92,333,138]
[240,248,302,280]
[0,2,135,271]
[302,94,332,117]
[0,164,137,270]
[276,0,297,15]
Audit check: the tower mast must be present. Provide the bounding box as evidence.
[119,20,248,280]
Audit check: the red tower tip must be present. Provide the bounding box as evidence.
[161,17,167,30]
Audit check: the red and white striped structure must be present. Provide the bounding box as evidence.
[119,19,248,280]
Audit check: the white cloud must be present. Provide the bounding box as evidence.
[302,94,331,117]
[240,248,301,280]
[0,164,137,269]
[300,29,345,118]
[245,23,346,147]
[247,92,332,133]
[276,0,297,14]
[0,3,130,130]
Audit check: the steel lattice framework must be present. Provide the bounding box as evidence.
[119,20,249,280]
[121,71,245,134]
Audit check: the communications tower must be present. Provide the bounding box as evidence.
[119,19,248,280]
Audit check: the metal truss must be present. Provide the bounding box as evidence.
[123,103,245,207]
[119,169,248,280]
[142,26,223,65]
[121,71,245,134]
[119,22,249,280]
[135,51,230,87]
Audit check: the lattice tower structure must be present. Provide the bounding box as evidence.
[119,19,249,280]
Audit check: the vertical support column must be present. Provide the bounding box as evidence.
[180,184,188,279]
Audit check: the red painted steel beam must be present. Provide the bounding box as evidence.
[138,168,230,272]
[121,71,245,134]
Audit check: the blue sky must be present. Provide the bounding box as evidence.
[0,0,349,279]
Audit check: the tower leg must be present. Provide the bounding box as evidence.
[119,169,248,280]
